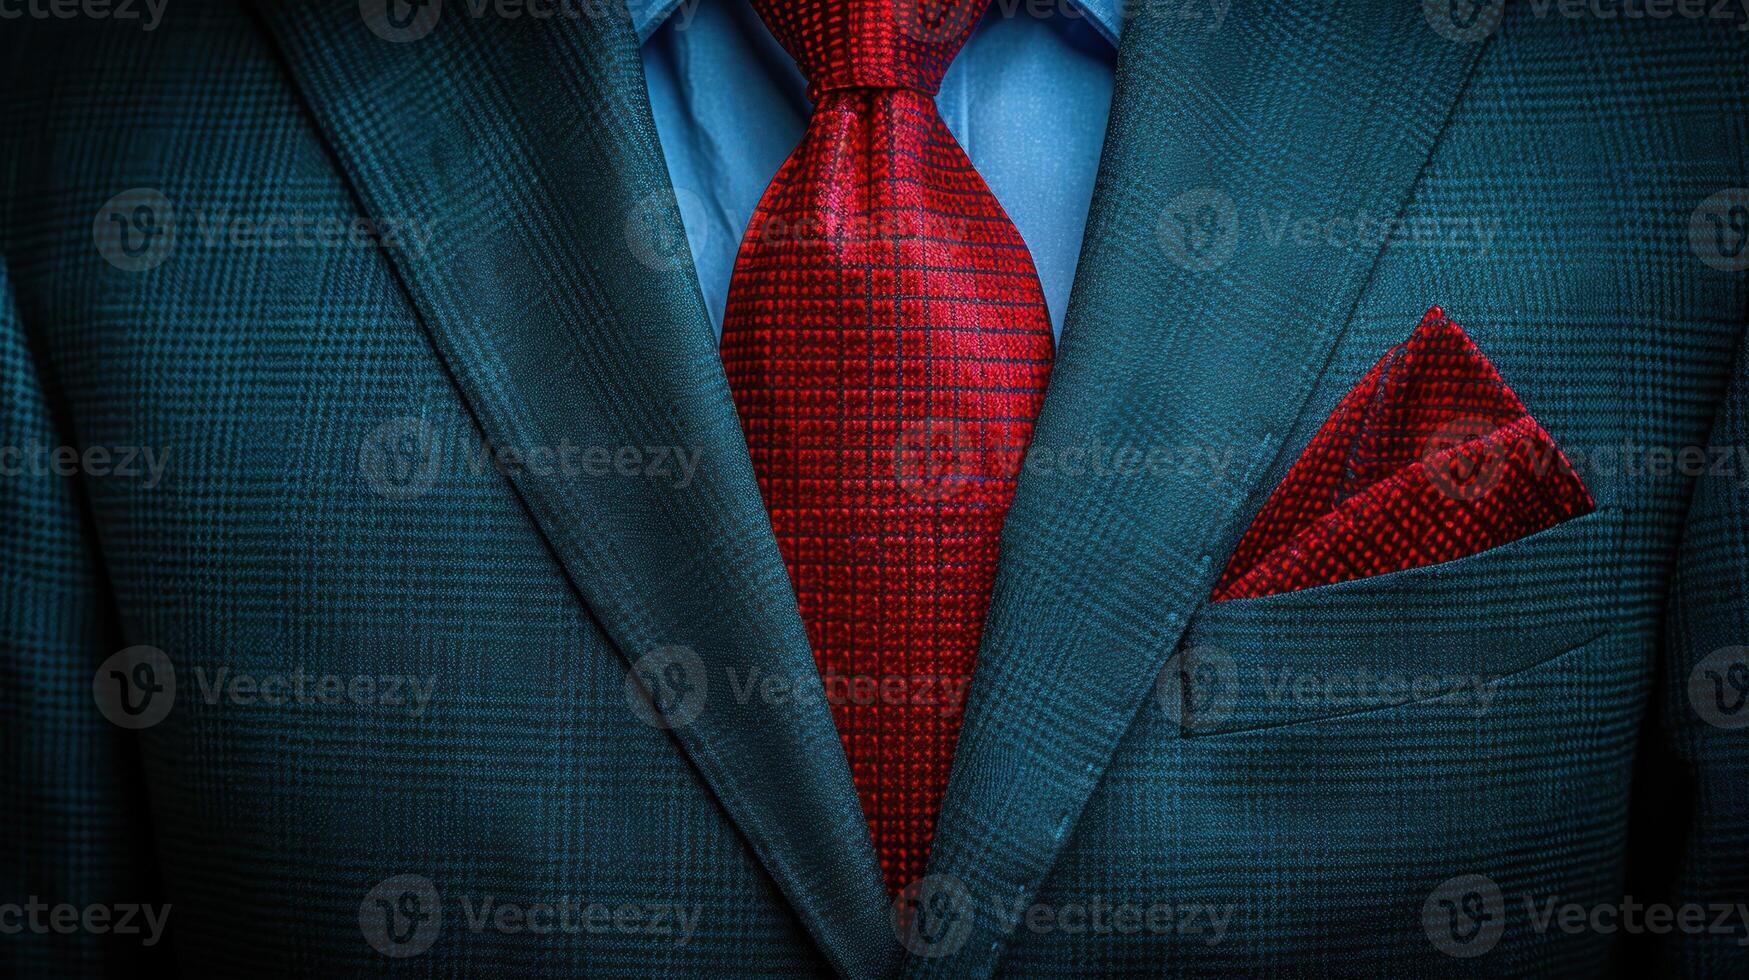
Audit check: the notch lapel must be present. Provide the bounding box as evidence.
[248,4,899,976]
[910,3,1492,973]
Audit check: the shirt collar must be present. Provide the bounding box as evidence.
[1073,0,1123,47]
[631,0,1123,48]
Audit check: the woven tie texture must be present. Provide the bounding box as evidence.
[718,0,1055,894]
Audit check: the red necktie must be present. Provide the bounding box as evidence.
[720,0,1054,893]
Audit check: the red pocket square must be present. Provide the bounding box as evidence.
[1212,307,1594,601]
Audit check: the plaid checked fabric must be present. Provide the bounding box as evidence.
[1213,308,1595,601]
[719,0,1055,893]
[4,1,1747,976]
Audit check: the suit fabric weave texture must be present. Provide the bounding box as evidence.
[3,2,1748,976]
[719,0,1055,894]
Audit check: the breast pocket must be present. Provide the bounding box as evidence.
[1166,505,1623,735]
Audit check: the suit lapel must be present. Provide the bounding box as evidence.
[910,3,1492,973]
[249,4,898,976]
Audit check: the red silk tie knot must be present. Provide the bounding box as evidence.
[748,0,990,98]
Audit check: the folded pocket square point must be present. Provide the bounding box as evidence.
[1213,307,1594,602]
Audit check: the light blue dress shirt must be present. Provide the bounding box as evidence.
[634,0,1121,337]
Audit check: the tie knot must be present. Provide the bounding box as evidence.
[750,0,989,99]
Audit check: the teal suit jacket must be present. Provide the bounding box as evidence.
[2,1,1747,975]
